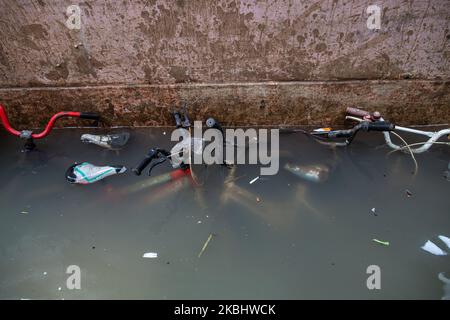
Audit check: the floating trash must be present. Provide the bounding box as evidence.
[373,239,389,246]
[81,132,130,150]
[284,163,330,183]
[313,127,332,133]
[66,162,126,184]
[438,235,450,249]
[249,176,259,184]
[143,252,158,258]
[421,240,447,256]
[198,233,213,258]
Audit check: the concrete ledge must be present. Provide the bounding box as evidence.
[0,80,448,129]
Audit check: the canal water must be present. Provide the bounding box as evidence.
[0,127,448,299]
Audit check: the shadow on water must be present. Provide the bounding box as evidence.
[0,127,449,299]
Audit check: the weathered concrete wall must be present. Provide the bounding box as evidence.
[0,0,449,127]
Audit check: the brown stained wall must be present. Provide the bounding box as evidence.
[1,80,448,129]
[0,0,449,128]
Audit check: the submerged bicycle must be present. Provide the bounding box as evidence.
[0,104,100,151]
[343,107,450,153]
[297,107,450,153]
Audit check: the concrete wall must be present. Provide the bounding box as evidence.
[0,0,449,128]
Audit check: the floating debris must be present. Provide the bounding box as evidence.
[405,189,413,197]
[284,163,330,183]
[445,170,450,181]
[371,208,377,216]
[198,233,213,258]
[313,127,332,133]
[249,176,260,184]
[421,240,447,256]
[20,211,28,214]
[373,239,389,246]
[256,197,261,202]
[438,272,450,300]
[438,235,450,249]
[143,252,158,259]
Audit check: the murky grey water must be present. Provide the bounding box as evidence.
[0,127,449,299]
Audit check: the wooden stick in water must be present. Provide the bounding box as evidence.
[198,233,214,258]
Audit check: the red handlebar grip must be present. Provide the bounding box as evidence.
[346,107,370,117]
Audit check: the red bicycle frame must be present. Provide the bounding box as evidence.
[0,104,100,150]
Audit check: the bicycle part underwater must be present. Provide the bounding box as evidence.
[0,104,100,151]
[172,106,191,129]
[81,132,130,150]
[284,163,330,183]
[312,121,395,146]
[66,162,126,184]
[132,148,189,176]
[346,106,450,153]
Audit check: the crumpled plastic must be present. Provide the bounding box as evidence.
[421,240,448,256]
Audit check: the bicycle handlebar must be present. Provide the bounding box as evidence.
[327,121,395,138]
[346,107,370,118]
[0,104,100,139]
[79,112,101,121]
[346,107,381,121]
[132,148,171,176]
[315,121,395,145]
[345,106,449,153]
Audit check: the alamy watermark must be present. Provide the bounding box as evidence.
[66,265,81,290]
[366,5,381,30]
[169,121,279,176]
[366,265,381,290]
[66,5,81,30]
